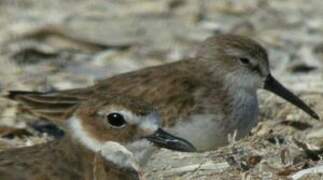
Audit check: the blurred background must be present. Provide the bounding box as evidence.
[0,0,322,179]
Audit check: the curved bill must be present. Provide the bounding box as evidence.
[264,74,319,120]
[146,128,196,152]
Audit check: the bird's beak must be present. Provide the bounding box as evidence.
[264,74,319,120]
[145,128,196,152]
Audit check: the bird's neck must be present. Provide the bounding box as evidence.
[56,136,140,180]
[58,135,97,163]
[52,136,98,179]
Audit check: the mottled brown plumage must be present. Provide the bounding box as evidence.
[0,137,139,180]
[7,34,319,151]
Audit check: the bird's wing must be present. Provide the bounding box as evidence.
[6,90,86,124]
[7,60,200,127]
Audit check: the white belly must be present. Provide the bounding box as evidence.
[169,114,228,151]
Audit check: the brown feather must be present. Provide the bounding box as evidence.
[0,137,139,180]
[7,90,83,124]
[7,59,230,129]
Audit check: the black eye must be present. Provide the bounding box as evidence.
[106,113,126,128]
[239,58,250,65]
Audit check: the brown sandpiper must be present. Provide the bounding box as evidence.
[7,34,320,151]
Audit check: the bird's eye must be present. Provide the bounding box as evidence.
[239,58,250,65]
[106,113,126,128]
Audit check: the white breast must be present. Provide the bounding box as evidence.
[169,90,259,151]
[230,89,259,139]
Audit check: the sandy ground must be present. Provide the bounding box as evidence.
[0,0,323,179]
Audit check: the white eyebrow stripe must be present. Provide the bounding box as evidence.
[99,106,141,125]
[106,107,160,131]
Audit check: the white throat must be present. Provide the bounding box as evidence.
[100,141,139,171]
[126,139,156,166]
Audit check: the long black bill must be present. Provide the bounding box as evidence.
[264,74,319,120]
[146,128,196,152]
